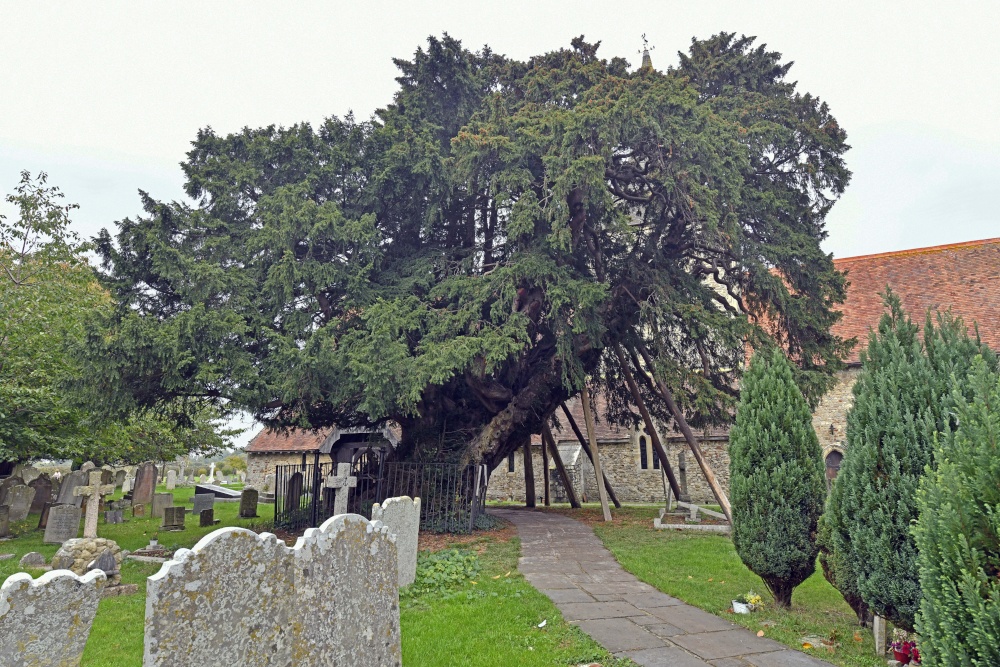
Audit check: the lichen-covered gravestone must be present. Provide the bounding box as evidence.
[6,485,36,522]
[0,476,24,505]
[372,496,421,586]
[165,469,177,490]
[56,470,87,506]
[43,504,81,544]
[239,488,259,518]
[28,474,52,513]
[193,493,215,515]
[144,515,401,667]
[151,492,173,519]
[0,569,106,666]
[115,469,127,488]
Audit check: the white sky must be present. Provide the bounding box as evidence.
[3,1,998,445]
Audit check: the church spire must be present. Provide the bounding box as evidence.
[639,33,654,70]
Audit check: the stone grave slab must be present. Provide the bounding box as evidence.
[0,506,8,538]
[115,469,127,488]
[151,492,173,519]
[239,488,259,518]
[56,470,87,506]
[28,475,52,513]
[19,552,46,568]
[80,461,95,472]
[199,508,217,527]
[192,493,215,515]
[132,462,157,505]
[194,483,242,501]
[44,504,81,544]
[161,506,185,531]
[6,485,35,522]
[165,469,176,490]
[0,476,24,505]
[372,496,421,586]
[0,569,106,665]
[133,503,145,517]
[37,502,53,529]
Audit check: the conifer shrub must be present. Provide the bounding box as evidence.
[915,359,1000,666]
[729,348,826,608]
[827,291,997,631]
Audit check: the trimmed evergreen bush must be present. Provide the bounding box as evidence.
[729,348,826,608]
[915,359,1000,666]
[827,291,997,631]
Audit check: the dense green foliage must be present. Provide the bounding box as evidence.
[729,348,826,607]
[827,291,997,631]
[915,359,1000,666]
[0,172,230,464]
[86,33,850,465]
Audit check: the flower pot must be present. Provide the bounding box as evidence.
[732,600,751,614]
[893,649,911,664]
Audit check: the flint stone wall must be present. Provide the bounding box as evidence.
[0,569,106,667]
[144,515,401,667]
[372,496,421,587]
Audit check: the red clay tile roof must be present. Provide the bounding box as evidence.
[833,238,1000,364]
[246,428,333,454]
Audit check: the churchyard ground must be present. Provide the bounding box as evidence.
[0,484,634,666]
[535,504,884,667]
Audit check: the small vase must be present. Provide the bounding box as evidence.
[732,600,750,614]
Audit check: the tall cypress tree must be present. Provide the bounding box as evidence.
[729,348,826,608]
[827,291,997,631]
[915,359,1000,666]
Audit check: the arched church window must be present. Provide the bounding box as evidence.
[639,436,649,469]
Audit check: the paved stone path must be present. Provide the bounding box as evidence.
[492,509,834,667]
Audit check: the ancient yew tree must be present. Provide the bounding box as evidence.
[85,34,851,467]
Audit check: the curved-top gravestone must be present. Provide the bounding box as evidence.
[372,496,421,587]
[56,470,88,506]
[0,476,24,505]
[6,485,36,522]
[132,462,157,505]
[28,475,52,513]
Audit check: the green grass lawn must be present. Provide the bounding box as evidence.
[552,504,883,667]
[1,487,634,666]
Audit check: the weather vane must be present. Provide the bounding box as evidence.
[639,33,655,55]
[639,34,655,69]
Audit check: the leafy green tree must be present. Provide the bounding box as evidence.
[85,33,851,466]
[827,291,997,631]
[729,348,826,607]
[915,358,1000,666]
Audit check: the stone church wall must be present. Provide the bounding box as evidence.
[811,368,859,460]
[245,453,310,489]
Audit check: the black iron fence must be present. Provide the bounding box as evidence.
[274,459,489,534]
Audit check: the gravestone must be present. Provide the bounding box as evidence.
[80,461,96,472]
[324,463,358,515]
[162,506,185,531]
[18,466,40,485]
[37,502,53,529]
[143,515,400,667]
[0,476,24,505]
[19,552,46,568]
[199,474,207,483]
[104,509,124,524]
[200,509,216,527]
[151,492,173,519]
[372,496,421,587]
[133,503,145,517]
[89,549,120,579]
[193,493,215,515]
[56,470,88,506]
[74,471,115,539]
[239,472,246,483]
[677,451,691,503]
[262,473,276,494]
[0,506,8,538]
[121,476,132,494]
[28,474,52,513]
[132,462,158,506]
[100,468,114,486]
[115,469,127,488]
[239,489,259,518]
[285,471,304,511]
[0,570,106,665]
[6,485,36,522]
[165,469,177,490]
[43,504,81,544]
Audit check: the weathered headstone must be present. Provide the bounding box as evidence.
[239,472,246,483]
[133,503,145,517]
[56,470,88,506]
[37,502,53,529]
[6,485,35,522]
[677,451,692,502]
[143,515,400,667]
[132,462,158,505]
[100,468,114,486]
[239,488,259,518]
[372,496,421,587]
[199,474,207,483]
[0,506,8,538]
[0,570,106,665]
[193,493,215,515]
[28,474,52,513]
[262,473,276,494]
[199,508,216,527]
[165,469,177,490]
[0,476,24,505]
[121,476,133,494]
[80,461,96,472]
[43,504,81,544]
[115,469,127,488]
[151,492,173,519]
[89,549,120,579]
[74,471,116,539]
[104,510,124,524]
[285,471,304,511]
[18,466,40,485]
[19,552,46,568]
[162,506,185,531]
[324,463,358,515]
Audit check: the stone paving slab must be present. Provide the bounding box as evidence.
[491,508,835,667]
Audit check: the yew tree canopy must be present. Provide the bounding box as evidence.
[89,33,851,465]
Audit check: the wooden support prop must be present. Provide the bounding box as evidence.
[542,424,581,508]
[615,346,683,501]
[522,437,536,508]
[580,384,612,522]
[634,344,733,523]
[559,402,622,508]
[541,428,551,506]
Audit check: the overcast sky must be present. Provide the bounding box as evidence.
[3,1,997,444]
